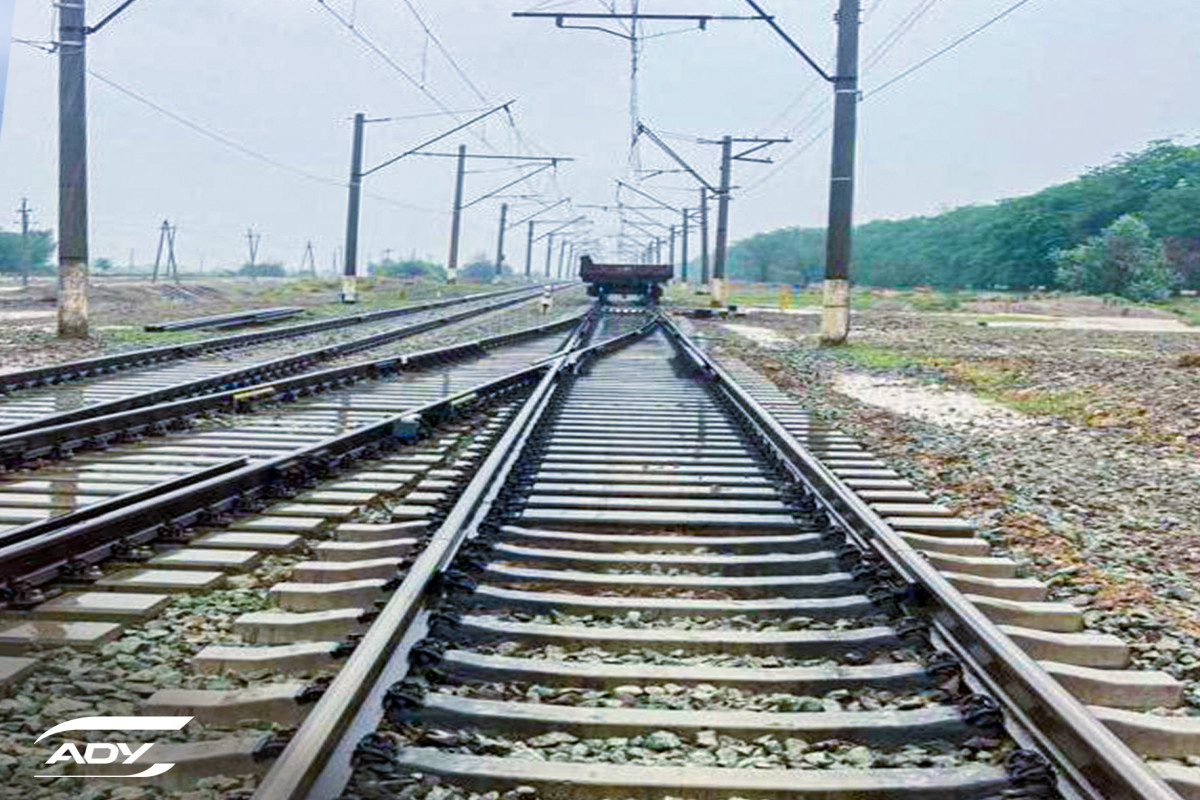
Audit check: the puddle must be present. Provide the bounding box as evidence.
[722,323,793,348]
[833,371,1035,431]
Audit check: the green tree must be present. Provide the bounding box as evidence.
[459,253,510,283]
[0,229,54,274]
[725,138,1200,291]
[1052,214,1178,300]
[373,258,446,281]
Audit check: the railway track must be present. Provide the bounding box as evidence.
[4,309,1195,800]
[0,285,554,437]
[0,306,614,595]
[0,297,586,545]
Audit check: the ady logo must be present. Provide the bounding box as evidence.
[36,716,193,778]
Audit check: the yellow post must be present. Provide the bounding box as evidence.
[779,285,791,309]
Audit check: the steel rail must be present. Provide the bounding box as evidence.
[143,306,303,332]
[0,312,591,591]
[0,285,538,394]
[251,315,658,800]
[0,312,586,467]
[0,287,559,439]
[659,317,1178,800]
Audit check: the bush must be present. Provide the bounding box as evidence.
[1052,215,1179,300]
[238,262,286,277]
[373,259,445,281]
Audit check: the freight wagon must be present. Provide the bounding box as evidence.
[578,255,672,304]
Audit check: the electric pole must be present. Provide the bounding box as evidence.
[525,220,535,280]
[342,112,365,303]
[152,219,168,283]
[494,202,508,281]
[446,144,467,284]
[699,189,710,287]
[821,0,861,344]
[680,208,689,283]
[668,224,676,279]
[167,223,179,283]
[712,135,733,305]
[58,0,89,338]
[17,199,31,287]
[544,233,554,279]
[557,237,567,280]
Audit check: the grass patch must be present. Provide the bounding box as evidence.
[943,360,1026,393]
[1163,297,1200,327]
[1002,387,1094,419]
[98,326,210,352]
[901,290,962,311]
[826,343,925,370]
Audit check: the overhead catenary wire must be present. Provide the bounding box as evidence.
[318,0,572,212]
[864,0,1038,99]
[742,0,1039,197]
[85,68,450,216]
[396,0,491,104]
[861,0,943,74]
[311,0,502,154]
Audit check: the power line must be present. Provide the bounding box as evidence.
[865,0,1038,99]
[396,0,490,104]
[313,0,449,114]
[86,69,447,216]
[743,0,1039,196]
[862,0,942,74]
[313,0,552,164]
[88,70,344,189]
[757,0,938,139]
[364,108,494,123]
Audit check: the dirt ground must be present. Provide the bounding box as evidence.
[700,306,1200,709]
[0,277,502,374]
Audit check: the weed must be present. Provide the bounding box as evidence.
[826,343,924,370]
[1003,387,1093,420]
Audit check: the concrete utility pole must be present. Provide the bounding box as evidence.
[17,199,31,287]
[699,189,710,287]
[152,220,167,283]
[712,135,733,305]
[525,220,535,280]
[167,223,179,283]
[680,209,689,283]
[821,0,861,344]
[668,225,676,279]
[556,237,567,279]
[58,0,89,338]
[494,203,508,280]
[544,233,555,279]
[342,112,365,303]
[445,144,468,284]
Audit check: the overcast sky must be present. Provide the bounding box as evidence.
[1,0,1198,273]
[0,0,12,138]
